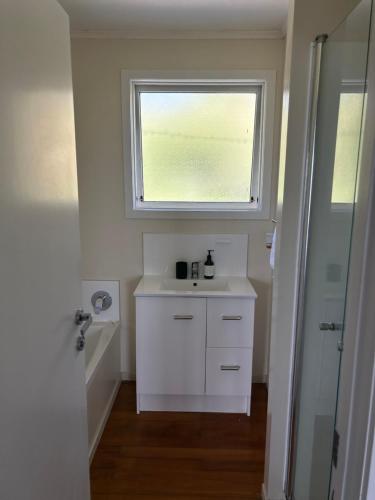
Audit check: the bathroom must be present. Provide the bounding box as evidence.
[1,0,375,499]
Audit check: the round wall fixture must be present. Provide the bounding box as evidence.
[91,290,112,314]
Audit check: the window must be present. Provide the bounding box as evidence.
[122,71,275,219]
[331,87,364,205]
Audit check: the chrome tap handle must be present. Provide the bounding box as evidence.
[91,291,112,315]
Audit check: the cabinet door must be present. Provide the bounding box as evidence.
[207,298,254,348]
[136,297,206,395]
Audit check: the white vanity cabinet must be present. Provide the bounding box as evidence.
[135,291,256,415]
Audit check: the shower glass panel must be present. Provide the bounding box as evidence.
[287,0,372,499]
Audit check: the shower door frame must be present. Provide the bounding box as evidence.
[284,33,328,500]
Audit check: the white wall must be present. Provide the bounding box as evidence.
[264,0,360,498]
[71,37,285,381]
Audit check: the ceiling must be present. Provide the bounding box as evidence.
[59,0,288,37]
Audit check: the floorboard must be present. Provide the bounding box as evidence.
[90,382,267,500]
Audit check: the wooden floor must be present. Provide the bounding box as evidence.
[90,382,267,500]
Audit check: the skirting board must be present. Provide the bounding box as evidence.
[121,371,135,381]
[89,380,121,463]
[262,484,267,500]
[123,372,267,384]
[138,394,251,415]
[261,483,286,500]
[253,374,268,384]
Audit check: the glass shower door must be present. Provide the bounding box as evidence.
[287,0,372,499]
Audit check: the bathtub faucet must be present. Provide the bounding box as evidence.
[91,290,113,315]
[94,296,104,314]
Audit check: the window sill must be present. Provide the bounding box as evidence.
[125,202,270,220]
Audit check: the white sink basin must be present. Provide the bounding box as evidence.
[161,278,230,292]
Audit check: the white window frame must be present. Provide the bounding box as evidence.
[331,80,366,212]
[121,70,276,219]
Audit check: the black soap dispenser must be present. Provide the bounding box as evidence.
[204,250,215,280]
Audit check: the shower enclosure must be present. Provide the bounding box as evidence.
[286,0,373,498]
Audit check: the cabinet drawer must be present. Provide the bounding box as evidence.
[207,298,254,348]
[206,348,252,396]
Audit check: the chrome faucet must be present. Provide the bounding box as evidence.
[191,261,200,280]
[94,296,104,314]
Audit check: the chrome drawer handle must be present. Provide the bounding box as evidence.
[222,315,242,321]
[173,315,194,320]
[220,365,241,371]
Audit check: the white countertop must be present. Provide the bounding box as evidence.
[134,276,257,299]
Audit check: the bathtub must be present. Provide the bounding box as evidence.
[85,321,121,461]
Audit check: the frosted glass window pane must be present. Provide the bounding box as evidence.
[139,92,257,203]
[331,92,363,204]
